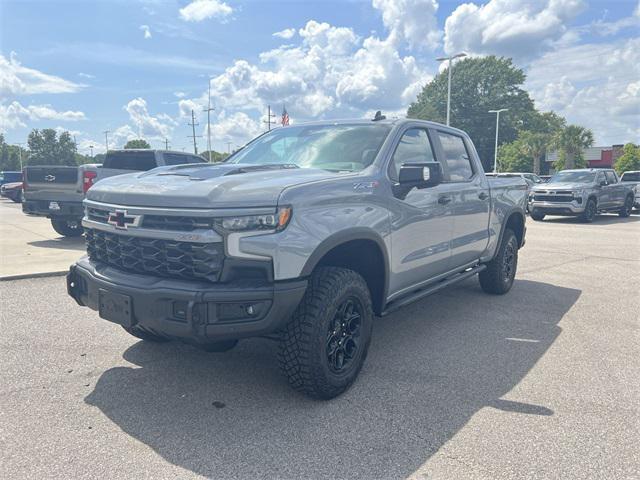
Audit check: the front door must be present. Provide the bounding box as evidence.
[387,127,454,297]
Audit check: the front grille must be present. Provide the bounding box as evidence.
[86,207,213,232]
[85,228,223,282]
[533,195,573,203]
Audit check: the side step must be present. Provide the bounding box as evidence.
[381,264,486,316]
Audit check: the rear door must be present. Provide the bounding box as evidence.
[605,170,624,206]
[387,127,454,296]
[432,130,491,268]
[23,166,82,202]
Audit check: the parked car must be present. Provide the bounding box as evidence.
[528,168,635,222]
[0,181,23,203]
[67,117,528,399]
[0,171,22,187]
[620,171,640,211]
[22,150,206,237]
[486,172,544,186]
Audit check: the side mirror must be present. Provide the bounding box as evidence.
[398,162,443,189]
[599,180,607,187]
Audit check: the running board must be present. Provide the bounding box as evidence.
[381,264,486,316]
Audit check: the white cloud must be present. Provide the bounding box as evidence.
[210,111,262,151]
[0,53,83,96]
[273,28,296,40]
[527,37,640,144]
[140,25,152,39]
[444,0,586,59]
[123,97,175,140]
[174,91,187,98]
[0,101,86,132]
[372,0,440,50]
[78,72,95,79]
[179,0,233,22]
[78,139,106,156]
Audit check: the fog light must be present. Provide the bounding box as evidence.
[246,305,255,316]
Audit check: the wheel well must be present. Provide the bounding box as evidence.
[587,195,597,204]
[314,239,386,315]
[506,213,525,247]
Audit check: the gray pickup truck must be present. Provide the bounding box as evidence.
[67,118,528,399]
[22,150,205,236]
[528,168,635,222]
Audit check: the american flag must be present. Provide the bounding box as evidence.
[281,105,289,126]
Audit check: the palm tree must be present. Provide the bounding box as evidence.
[519,131,549,174]
[551,125,594,170]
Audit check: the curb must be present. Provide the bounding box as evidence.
[0,270,68,282]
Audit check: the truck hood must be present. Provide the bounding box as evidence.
[86,163,341,208]
[532,182,586,192]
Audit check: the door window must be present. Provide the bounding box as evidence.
[436,132,474,182]
[389,128,435,181]
[605,171,617,184]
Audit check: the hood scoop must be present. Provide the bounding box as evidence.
[149,163,299,181]
[223,164,299,176]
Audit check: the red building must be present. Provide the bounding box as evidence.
[546,145,624,171]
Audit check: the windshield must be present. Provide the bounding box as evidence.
[621,172,640,181]
[226,124,392,172]
[549,171,596,183]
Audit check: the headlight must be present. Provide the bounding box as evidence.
[220,206,292,232]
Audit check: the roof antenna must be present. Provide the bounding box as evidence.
[372,110,386,121]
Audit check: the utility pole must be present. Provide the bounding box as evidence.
[187,109,201,154]
[89,145,94,158]
[164,138,170,150]
[435,52,466,126]
[226,141,232,154]
[203,80,215,162]
[15,143,24,170]
[489,108,509,173]
[103,130,110,152]
[263,105,276,131]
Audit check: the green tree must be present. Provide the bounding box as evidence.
[498,138,531,172]
[200,150,229,163]
[550,125,594,170]
[0,134,28,171]
[124,139,151,149]
[408,56,536,170]
[614,143,640,174]
[27,129,76,166]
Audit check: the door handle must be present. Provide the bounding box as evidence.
[478,192,489,200]
[438,195,452,205]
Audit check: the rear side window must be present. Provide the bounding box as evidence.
[389,128,435,181]
[621,172,640,181]
[103,151,157,171]
[605,171,617,184]
[436,132,474,182]
[164,153,206,166]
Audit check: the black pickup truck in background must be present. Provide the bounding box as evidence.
[22,150,206,236]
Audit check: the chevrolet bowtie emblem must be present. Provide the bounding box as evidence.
[107,210,142,230]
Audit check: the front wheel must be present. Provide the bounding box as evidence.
[619,196,633,218]
[530,211,545,221]
[278,267,374,400]
[51,217,83,237]
[479,228,518,295]
[579,199,597,223]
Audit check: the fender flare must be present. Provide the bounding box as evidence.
[493,208,526,260]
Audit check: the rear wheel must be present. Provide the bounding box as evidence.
[278,267,374,400]
[579,198,597,223]
[122,325,170,343]
[619,195,633,218]
[51,217,83,237]
[530,211,545,221]
[479,228,518,295]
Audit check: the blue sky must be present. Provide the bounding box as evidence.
[1,0,639,154]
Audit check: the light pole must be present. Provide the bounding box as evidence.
[89,145,94,158]
[435,52,466,126]
[15,143,24,170]
[489,108,508,173]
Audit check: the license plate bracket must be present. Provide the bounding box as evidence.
[49,201,60,211]
[98,289,133,327]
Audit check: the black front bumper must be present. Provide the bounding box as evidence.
[22,199,83,218]
[67,257,308,343]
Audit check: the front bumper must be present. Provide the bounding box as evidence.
[529,200,585,216]
[22,199,83,218]
[67,257,308,343]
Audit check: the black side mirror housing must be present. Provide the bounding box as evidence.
[398,162,443,189]
[599,180,607,187]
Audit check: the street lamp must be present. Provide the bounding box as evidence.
[435,52,466,126]
[89,145,94,158]
[488,109,508,173]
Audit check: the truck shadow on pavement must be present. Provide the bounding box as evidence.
[27,238,86,250]
[85,278,580,479]
[541,214,640,225]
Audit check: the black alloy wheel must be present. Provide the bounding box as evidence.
[326,297,363,373]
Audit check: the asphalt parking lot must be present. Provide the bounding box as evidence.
[1,210,639,479]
